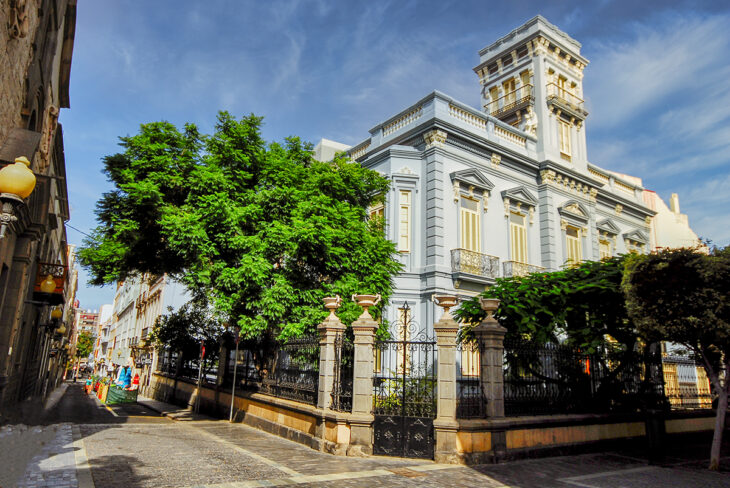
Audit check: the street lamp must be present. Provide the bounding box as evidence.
[0,156,36,239]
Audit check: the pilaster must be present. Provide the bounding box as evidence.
[317,296,345,410]
[347,295,379,456]
[473,298,506,419]
[432,295,461,463]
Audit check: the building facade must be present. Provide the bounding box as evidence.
[103,274,188,383]
[0,0,76,415]
[344,16,663,332]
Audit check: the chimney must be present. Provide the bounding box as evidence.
[670,193,680,214]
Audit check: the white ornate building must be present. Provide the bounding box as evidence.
[331,16,699,331]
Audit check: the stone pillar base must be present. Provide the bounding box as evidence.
[434,418,462,464]
[347,413,374,457]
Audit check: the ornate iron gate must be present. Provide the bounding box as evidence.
[373,303,437,459]
[331,332,353,412]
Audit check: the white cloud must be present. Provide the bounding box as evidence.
[586,13,730,129]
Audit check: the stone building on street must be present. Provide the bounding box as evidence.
[0,0,77,417]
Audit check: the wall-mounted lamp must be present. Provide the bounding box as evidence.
[0,156,36,239]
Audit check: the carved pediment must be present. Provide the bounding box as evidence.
[501,186,538,207]
[558,200,589,224]
[450,169,494,193]
[596,219,620,236]
[623,229,648,244]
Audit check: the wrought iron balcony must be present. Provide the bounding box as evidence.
[487,84,534,119]
[546,83,588,120]
[502,261,545,278]
[451,249,500,282]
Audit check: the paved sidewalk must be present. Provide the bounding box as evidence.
[5,384,730,487]
[136,396,214,421]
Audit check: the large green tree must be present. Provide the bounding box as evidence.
[623,247,730,470]
[80,112,401,338]
[74,331,95,359]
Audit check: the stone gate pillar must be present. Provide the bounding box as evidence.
[432,295,460,463]
[347,294,379,457]
[317,296,344,410]
[473,298,506,418]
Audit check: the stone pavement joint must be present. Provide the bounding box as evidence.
[180,421,300,476]
[189,464,459,488]
[72,425,95,488]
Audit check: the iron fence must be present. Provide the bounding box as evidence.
[372,338,438,418]
[259,335,320,406]
[503,338,647,416]
[662,355,713,410]
[331,332,354,412]
[227,348,263,389]
[456,341,484,418]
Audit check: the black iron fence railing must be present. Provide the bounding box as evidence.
[456,341,484,419]
[662,355,713,410]
[259,335,320,406]
[331,332,354,412]
[372,338,438,418]
[503,339,648,416]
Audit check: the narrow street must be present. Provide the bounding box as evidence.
[2,383,730,488]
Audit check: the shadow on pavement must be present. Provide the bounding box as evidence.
[85,454,152,488]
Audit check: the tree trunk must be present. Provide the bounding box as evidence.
[710,358,730,471]
[709,360,729,470]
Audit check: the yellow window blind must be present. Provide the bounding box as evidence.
[398,190,411,252]
[509,212,527,263]
[460,198,480,252]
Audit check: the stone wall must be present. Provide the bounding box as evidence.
[0,1,41,145]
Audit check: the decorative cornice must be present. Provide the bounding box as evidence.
[540,169,597,202]
[423,129,447,149]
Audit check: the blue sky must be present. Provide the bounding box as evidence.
[61,0,730,309]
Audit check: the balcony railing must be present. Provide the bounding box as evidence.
[503,261,545,278]
[545,83,587,119]
[488,84,534,118]
[451,249,500,279]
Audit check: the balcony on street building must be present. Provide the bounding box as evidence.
[487,84,534,120]
[451,249,500,284]
[502,260,545,278]
[546,83,588,120]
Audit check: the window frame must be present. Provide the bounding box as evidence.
[398,190,411,253]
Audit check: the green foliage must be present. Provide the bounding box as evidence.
[622,246,730,470]
[75,331,95,359]
[149,300,225,362]
[80,112,401,338]
[623,247,730,352]
[456,256,637,351]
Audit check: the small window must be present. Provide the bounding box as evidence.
[599,239,612,259]
[509,212,528,263]
[565,226,582,265]
[503,78,516,105]
[460,197,480,252]
[559,120,572,161]
[520,70,531,97]
[398,191,411,252]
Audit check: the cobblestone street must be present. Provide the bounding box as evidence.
[2,383,730,488]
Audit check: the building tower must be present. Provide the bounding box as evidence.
[474,16,590,172]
